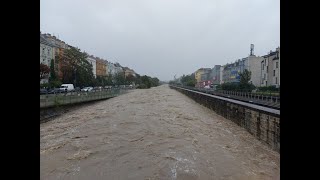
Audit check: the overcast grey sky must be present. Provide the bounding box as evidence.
[40,0,279,81]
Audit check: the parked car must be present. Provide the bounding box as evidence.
[60,84,75,92]
[40,89,48,95]
[45,88,60,94]
[93,86,102,91]
[81,87,93,92]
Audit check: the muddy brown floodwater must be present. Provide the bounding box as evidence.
[40,84,280,180]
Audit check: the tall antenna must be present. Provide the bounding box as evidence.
[250,44,254,56]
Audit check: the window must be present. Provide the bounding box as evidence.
[276,62,278,68]
[262,64,264,70]
[264,74,266,79]
[273,70,275,76]
[276,77,278,84]
[267,66,268,72]
[266,81,267,86]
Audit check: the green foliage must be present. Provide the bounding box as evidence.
[258,86,279,92]
[135,75,160,89]
[140,75,151,88]
[136,84,148,89]
[180,74,196,87]
[40,83,49,89]
[125,74,136,84]
[238,69,255,91]
[40,63,50,81]
[220,82,255,92]
[49,80,62,88]
[59,47,94,87]
[215,84,221,90]
[150,77,160,87]
[114,73,126,85]
[239,69,251,85]
[49,59,57,81]
[221,82,240,91]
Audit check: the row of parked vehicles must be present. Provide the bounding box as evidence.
[40,84,134,95]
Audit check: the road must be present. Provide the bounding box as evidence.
[40,84,280,180]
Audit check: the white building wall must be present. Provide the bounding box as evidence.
[86,57,97,78]
[278,48,280,86]
[40,42,54,84]
[40,43,54,67]
[220,66,224,84]
[272,59,280,87]
[247,56,263,87]
[107,62,116,76]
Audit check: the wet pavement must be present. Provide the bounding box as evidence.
[40,84,280,180]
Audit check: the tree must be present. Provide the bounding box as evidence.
[180,74,196,87]
[134,73,142,85]
[126,74,136,84]
[59,47,94,87]
[114,72,125,85]
[140,75,151,88]
[49,59,57,81]
[40,63,50,81]
[105,75,113,85]
[239,69,251,85]
[239,69,255,91]
[150,77,160,87]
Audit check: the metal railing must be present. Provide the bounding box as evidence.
[172,85,280,109]
[40,88,129,108]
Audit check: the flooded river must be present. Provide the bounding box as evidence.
[40,84,280,180]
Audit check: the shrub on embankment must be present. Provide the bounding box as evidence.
[136,75,160,89]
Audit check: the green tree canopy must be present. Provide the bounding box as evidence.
[59,47,94,87]
[40,63,50,81]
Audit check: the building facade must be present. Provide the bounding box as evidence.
[220,66,224,84]
[221,54,263,86]
[209,65,221,85]
[195,68,211,83]
[40,34,55,84]
[96,58,107,77]
[246,55,263,87]
[114,63,124,75]
[40,34,55,67]
[123,67,136,78]
[260,47,280,87]
[107,62,116,76]
[41,33,70,80]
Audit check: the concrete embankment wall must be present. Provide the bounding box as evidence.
[40,89,128,123]
[40,89,126,109]
[170,86,280,153]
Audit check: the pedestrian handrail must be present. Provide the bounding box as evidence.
[172,85,280,107]
[40,88,129,108]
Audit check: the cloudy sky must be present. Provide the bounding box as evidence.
[40,0,279,81]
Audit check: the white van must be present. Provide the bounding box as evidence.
[60,84,75,92]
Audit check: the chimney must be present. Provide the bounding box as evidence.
[250,44,254,56]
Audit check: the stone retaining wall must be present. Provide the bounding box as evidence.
[171,85,280,152]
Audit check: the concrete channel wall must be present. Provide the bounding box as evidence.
[170,85,280,153]
[40,89,125,108]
